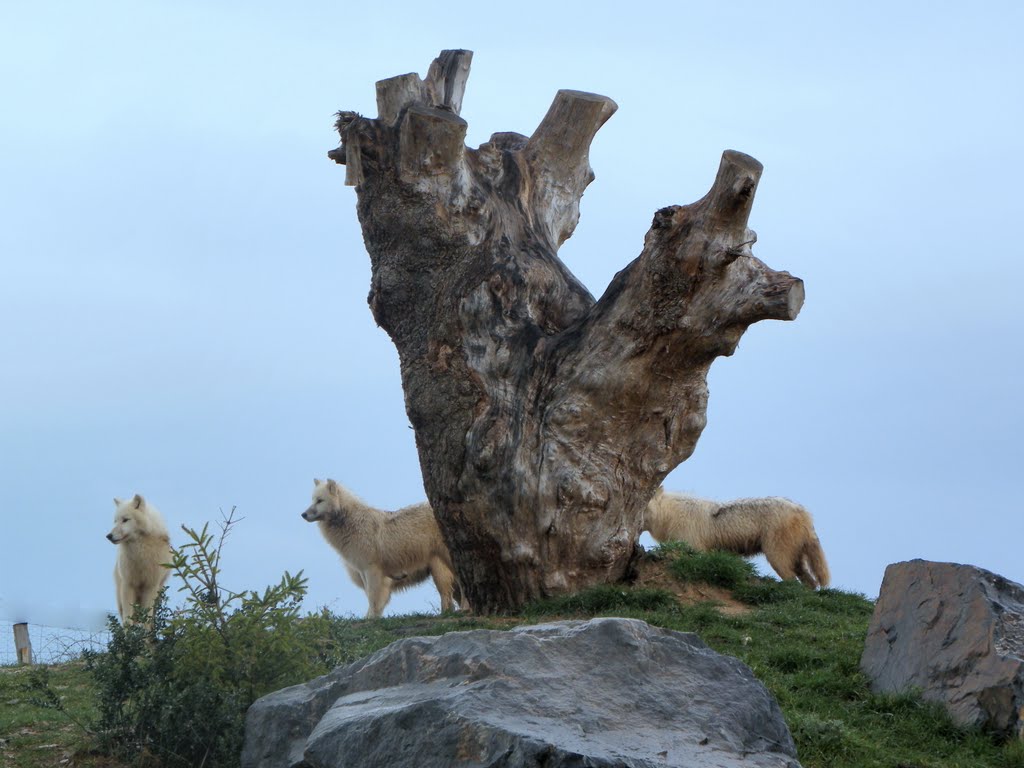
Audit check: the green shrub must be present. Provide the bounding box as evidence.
[84,508,325,768]
[667,547,757,589]
[646,541,698,560]
[525,584,678,616]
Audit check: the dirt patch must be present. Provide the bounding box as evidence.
[631,556,751,616]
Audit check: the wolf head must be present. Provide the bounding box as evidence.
[302,478,337,523]
[107,494,148,544]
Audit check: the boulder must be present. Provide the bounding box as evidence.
[242,617,801,767]
[860,559,1024,740]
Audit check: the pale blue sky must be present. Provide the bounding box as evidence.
[2,1,1021,629]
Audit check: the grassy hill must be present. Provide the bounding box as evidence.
[2,545,1022,768]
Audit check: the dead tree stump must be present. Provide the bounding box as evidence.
[329,50,803,613]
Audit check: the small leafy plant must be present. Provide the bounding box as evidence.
[84,508,324,768]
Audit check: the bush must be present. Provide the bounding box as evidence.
[667,547,758,589]
[646,541,698,560]
[525,584,678,616]
[84,508,327,768]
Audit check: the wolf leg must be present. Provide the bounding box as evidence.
[428,557,457,613]
[792,558,819,588]
[115,570,128,624]
[345,564,366,590]
[363,570,392,618]
[763,517,805,584]
[763,546,798,582]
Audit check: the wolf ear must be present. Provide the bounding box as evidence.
[326,479,338,491]
[132,493,144,509]
[313,478,322,487]
[113,497,123,507]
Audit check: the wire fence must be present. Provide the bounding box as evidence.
[0,620,111,666]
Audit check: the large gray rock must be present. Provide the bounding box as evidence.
[861,559,1024,740]
[242,617,801,767]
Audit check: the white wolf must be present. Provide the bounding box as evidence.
[302,478,463,618]
[644,489,831,588]
[106,494,173,624]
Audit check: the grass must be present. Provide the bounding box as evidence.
[4,546,1022,768]
[657,540,759,588]
[525,546,1024,768]
[0,662,102,768]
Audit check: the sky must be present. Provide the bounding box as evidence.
[1,1,1022,632]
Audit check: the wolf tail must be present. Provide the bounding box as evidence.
[803,535,831,589]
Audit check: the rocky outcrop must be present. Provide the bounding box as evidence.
[860,559,1024,740]
[242,617,801,767]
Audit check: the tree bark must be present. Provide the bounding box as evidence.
[329,50,804,614]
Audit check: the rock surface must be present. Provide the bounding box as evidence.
[861,559,1024,740]
[242,617,801,767]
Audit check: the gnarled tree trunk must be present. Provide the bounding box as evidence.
[329,50,803,614]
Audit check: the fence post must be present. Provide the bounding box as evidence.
[14,622,32,665]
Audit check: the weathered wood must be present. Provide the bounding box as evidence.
[329,50,804,613]
[14,622,32,665]
[424,49,472,114]
[398,106,467,182]
[524,89,617,248]
[376,73,426,127]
